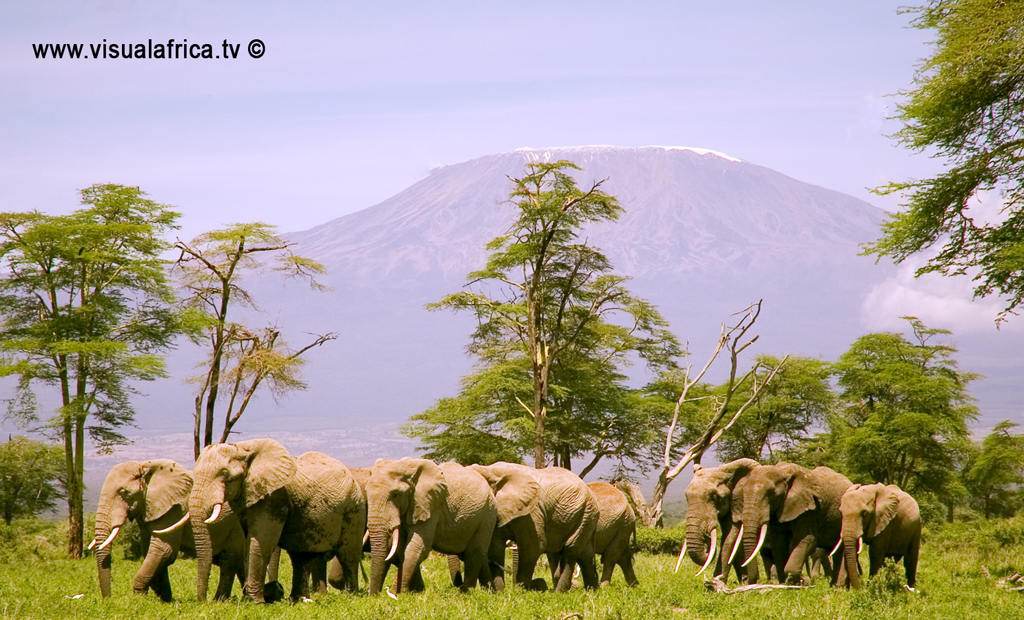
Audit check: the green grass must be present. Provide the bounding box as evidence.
[3,518,1024,619]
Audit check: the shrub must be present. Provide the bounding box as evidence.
[634,525,686,555]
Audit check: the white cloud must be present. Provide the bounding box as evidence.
[861,254,1021,336]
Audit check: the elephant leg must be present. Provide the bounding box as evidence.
[868,541,886,577]
[447,554,463,587]
[311,554,328,595]
[515,546,541,590]
[600,553,615,586]
[905,537,920,588]
[553,555,577,592]
[577,545,599,591]
[214,557,236,601]
[289,551,316,601]
[462,552,485,591]
[547,552,562,586]
[620,550,639,587]
[245,520,285,603]
[133,537,173,598]
[487,538,507,592]
[400,531,432,593]
[150,565,174,603]
[409,565,426,592]
[784,533,816,585]
[327,556,346,591]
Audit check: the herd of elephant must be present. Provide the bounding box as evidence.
[680,458,922,590]
[90,438,639,603]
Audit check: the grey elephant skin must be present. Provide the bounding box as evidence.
[840,483,921,589]
[683,458,764,583]
[739,462,852,584]
[472,462,599,592]
[366,458,497,595]
[189,440,366,603]
[91,460,246,601]
[588,481,638,586]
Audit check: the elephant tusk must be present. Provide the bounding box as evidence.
[830,539,843,558]
[673,539,687,574]
[727,523,744,565]
[153,512,190,534]
[695,527,717,577]
[98,526,120,551]
[205,503,222,524]
[87,538,98,551]
[742,524,768,568]
[362,530,369,547]
[385,529,400,562]
[858,537,863,555]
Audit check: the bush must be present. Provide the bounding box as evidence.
[634,525,686,555]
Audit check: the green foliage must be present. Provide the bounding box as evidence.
[634,525,686,555]
[850,558,910,613]
[714,355,834,463]
[174,223,334,457]
[409,161,680,471]
[0,184,187,556]
[963,420,1024,518]
[867,0,1024,321]
[832,317,978,504]
[0,436,64,525]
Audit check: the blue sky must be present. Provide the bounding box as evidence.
[1,1,935,242]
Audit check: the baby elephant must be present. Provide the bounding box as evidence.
[838,483,921,589]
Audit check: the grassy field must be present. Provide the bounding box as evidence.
[3,519,1024,619]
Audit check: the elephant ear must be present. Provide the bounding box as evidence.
[141,459,193,522]
[778,463,819,523]
[471,462,540,527]
[406,458,447,524]
[235,438,297,509]
[872,485,900,538]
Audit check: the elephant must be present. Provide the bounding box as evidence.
[471,462,599,593]
[587,481,638,587]
[189,440,367,603]
[365,458,497,595]
[737,462,852,585]
[680,458,766,584]
[838,483,921,589]
[90,459,246,602]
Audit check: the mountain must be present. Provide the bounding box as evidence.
[235,145,896,434]
[288,146,884,284]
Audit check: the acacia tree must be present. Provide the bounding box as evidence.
[0,185,184,557]
[867,1,1024,321]
[0,436,65,525]
[414,161,679,469]
[714,355,834,463]
[833,317,978,509]
[963,420,1024,519]
[174,223,336,458]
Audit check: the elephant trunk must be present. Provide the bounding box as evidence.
[368,497,402,595]
[684,514,712,568]
[741,503,770,569]
[93,492,128,598]
[189,479,217,601]
[842,518,863,589]
[368,529,396,595]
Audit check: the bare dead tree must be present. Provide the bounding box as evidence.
[641,301,787,526]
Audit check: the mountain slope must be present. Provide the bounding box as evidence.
[287,146,885,285]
